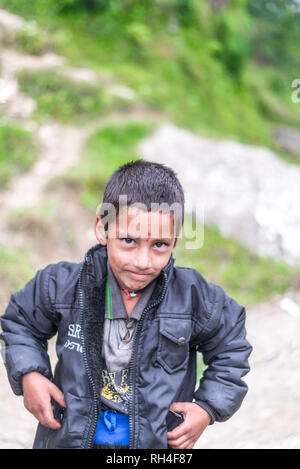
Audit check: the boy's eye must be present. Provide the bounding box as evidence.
[120,238,168,248]
[121,238,134,245]
[155,242,167,248]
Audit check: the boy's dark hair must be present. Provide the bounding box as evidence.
[98,159,185,239]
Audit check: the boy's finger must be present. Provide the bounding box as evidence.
[168,434,190,449]
[49,383,66,408]
[179,439,194,450]
[167,422,188,440]
[40,406,61,430]
[169,402,186,414]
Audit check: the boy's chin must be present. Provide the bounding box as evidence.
[126,279,150,290]
[123,273,154,290]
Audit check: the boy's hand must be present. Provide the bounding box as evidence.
[167,402,211,449]
[22,371,66,430]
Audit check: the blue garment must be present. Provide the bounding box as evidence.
[93,410,130,446]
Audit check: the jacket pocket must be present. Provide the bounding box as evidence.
[53,400,65,425]
[156,317,192,374]
[49,392,92,449]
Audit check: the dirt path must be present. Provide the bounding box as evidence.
[0,48,164,263]
[195,289,300,449]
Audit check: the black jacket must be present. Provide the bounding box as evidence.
[0,243,252,449]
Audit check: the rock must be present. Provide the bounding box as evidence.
[272,126,300,160]
[61,66,100,85]
[279,297,300,317]
[0,76,36,120]
[0,49,65,121]
[0,9,24,42]
[139,123,300,265]
[106,84,136,100]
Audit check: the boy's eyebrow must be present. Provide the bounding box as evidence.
[118,232,172,242]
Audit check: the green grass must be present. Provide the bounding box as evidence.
[15,20,56,55]
[6,198,58,234]
[174,216,300,307]
[17,69,129,124]
[49,13,277,146]
[0,117,37,189]
[1,3,299,159]
[47,13,300,152]
[0,245,34,293]
[196,354,207,384]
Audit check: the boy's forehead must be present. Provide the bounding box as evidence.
[114,205,175,238]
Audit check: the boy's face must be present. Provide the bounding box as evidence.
[94,206,178,292]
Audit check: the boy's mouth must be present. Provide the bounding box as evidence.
[127,270,151,279]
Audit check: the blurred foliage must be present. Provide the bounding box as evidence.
[249,0,300,70]
[17,69,125,123]
[3,0,299,72]
[6,198,58,234]
[2,0,299,150]
[0,245,34,293]
[61,121,153,209]
[0,117,36,189]
[175,215,300,307]
[15,21,55,55]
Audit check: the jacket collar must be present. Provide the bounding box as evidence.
[84,242,175,286]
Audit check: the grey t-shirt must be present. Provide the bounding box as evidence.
[101,260,157,414]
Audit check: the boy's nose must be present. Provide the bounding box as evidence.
[133,247,152,271]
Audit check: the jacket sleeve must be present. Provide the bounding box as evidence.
[0,264,59,396]
[192,285,252,424]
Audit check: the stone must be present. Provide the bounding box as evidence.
[139,124,300,265]
[272,126,300,159]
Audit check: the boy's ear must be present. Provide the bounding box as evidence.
[94,216,107,245]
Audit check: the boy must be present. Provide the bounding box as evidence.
[0,160,252,449]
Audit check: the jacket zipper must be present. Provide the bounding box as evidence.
[80,254,169,449]
[128,271,168,449]
[78,261,99,449]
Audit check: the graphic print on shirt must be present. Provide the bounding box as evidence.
[100,260,157,415]
[101,368,130,414]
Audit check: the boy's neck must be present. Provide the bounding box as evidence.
[120,286,144,300]
[119,285,146,317]
[120,291,141,318]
